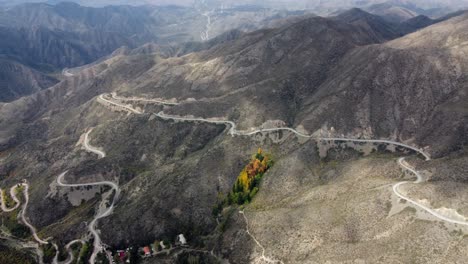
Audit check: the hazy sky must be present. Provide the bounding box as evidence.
[2,0,468,9]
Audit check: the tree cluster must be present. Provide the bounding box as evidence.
[215,148,273,214]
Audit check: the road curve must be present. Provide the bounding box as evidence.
[98,94,143,114]
[0,184,22,212]
[110,93,179,106]
[57,171,120,264]
[157,109,468,226]
[96,94,428,162]
[155,111,430,160]
[201,12,212,41]
[83,129,106,159]
[19,183,50,245]
[62,68,74,77]
[52,239,85,264]
[0,92,457,263]
[0,182,51,263]
[92,93,468,260]
[393,157,468,226]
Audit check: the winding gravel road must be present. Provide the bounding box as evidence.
[394,157,468,226]
[83,129,106,159]
[98,94,142,114]
[62,69,74,77]
[1,127,121,264]
[52,239,84,264]
[0,182,49,245]
[0,184,22,212]
[20,183,50,245]
[57,171,120,264]
[61,130,120,264]
[100,94,468,226]
[201,12,212,41]
[155,111,430,160]
[110,93,179,106]
[1,92,460,263]
[0,182,50,264]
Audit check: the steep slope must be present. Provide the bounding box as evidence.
[0,25,134,70]
[297,12,468,157]
[0,14,394,255]
[0,58,58,102]
[109,11,466,157]
[0,2,315,72]
[397,14,435,34]
[0,9,468,264]
[397,10,468,34]
[96,10,468,159]
[388,10,468,49]
[366,2,419,23]
[335,8,401,41]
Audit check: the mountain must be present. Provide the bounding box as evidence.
[0,25,135,70]
[1,4,468,264]
[397,14,435,33]
[396,9,468,34]
[0,2,312,102]
[0,58,58,102]
[0,10,400,253]
[335,8,401,41]
[366,2,419,23]
[0,2,314,70]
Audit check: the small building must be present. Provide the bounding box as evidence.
[177,234,187,246]
[117,250,126,262]
[143,246,151,257]
[160,241,166,250]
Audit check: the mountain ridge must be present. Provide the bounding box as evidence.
[0,4,467,264]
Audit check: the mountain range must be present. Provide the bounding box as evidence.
[0,1,468,264]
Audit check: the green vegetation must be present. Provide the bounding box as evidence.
[217,207,236,233]
[15,185,25,197]
[213,148,273,216]
[0,209,31,239]
[70,243,82,264]
[41,243,57,264]
[78,242,91,264]
[0,245,35,264]
[2,189,15,208]
[187,255,200,264]
[227,148,272,205]
[153,240,161,252]
[56,244,69,262]
[96,252,108,263]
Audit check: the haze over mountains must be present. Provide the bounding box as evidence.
[0,0,468,264]
[0,1,312,102]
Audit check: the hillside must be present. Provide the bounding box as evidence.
[335,8,401,40]
[0,5,467,264]
[366,2,419,23]
[0,58,58,102]
[0,2,314,70]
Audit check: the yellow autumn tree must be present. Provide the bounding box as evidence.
[223,148,273,206]
[238,169,252,192]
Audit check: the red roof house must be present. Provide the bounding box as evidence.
[143,246,151,256]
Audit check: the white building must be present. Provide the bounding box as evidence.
[177,234,187,245]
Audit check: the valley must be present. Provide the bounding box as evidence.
[1,1,468,263]
[2,91,467,263]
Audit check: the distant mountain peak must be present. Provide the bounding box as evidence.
[337,8,381,22]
